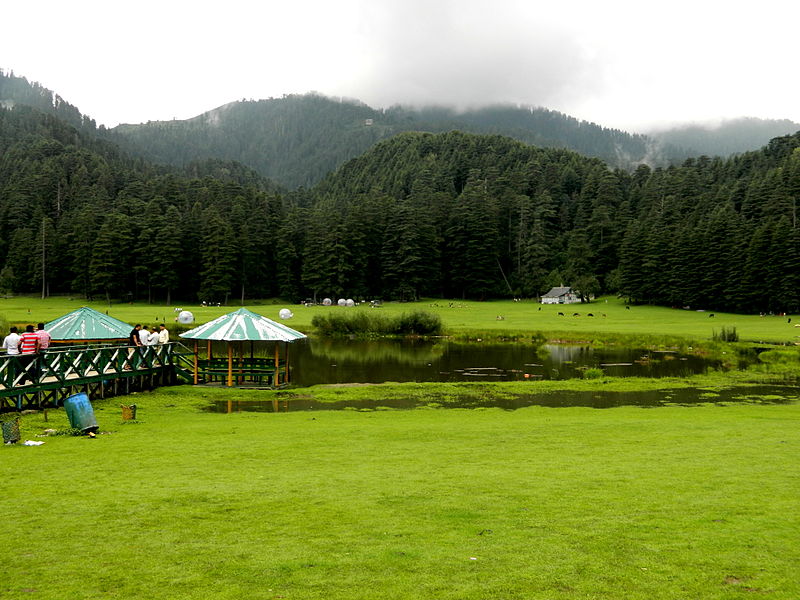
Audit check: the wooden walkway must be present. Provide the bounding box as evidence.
[0,343,194,411]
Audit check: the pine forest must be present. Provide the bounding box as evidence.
[1,72,799,313]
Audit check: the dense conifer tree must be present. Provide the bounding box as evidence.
[198,207,236,303]
[1,95,799,312]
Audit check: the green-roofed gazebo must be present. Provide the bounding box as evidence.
[45,306,132,343]
[180,308,306,387]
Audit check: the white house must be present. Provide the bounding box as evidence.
[540,286,580,304]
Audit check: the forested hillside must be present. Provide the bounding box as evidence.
[1,71,798,313]
[299,130,800,312]
[110,94,685,188]
[113,95,388,189]
[0,104,285,304]
[0,70,99,134]
[650,117,800,158]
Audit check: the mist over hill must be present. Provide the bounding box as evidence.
[5,70,797,189]
[110,94,687,188]
[649,117,800,158]
[108,95,800,190]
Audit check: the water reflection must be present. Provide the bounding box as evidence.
[288,338,722,387]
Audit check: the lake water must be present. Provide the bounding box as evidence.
[287,338,723,387]
[206,385,800,413]
[203,339,798,412]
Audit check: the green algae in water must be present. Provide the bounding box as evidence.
[206,385,799,413]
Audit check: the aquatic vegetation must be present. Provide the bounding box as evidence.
[583,367,604,379]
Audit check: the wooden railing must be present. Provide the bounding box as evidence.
[0,341,290,411]
[0,343,187,410]
[195,357,285,386]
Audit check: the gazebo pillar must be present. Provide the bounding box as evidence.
[193,341,199,385]
[227,343,233,387]
[285,341,290,384]
[274,342,280,385]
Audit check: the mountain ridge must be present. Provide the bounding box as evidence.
[110,93,679,188]
[3,68,800,191]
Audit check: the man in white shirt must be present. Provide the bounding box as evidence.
[2,327,21,354]
[158,324,169,344]
[139,326,151,347]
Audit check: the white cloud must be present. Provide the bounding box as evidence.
[1,0,798,131]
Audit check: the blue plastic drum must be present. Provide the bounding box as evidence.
[63,393,99,433]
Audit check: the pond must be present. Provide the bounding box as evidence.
[285,338,725,387]
[205,385,800,412]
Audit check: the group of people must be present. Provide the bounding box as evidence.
[129,324,169,347]
[0,321,172,380]
[125,324,169,370]
[2,323,51,356]
[1,323,52,383]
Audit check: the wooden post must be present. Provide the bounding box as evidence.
[274,342,280,386]
[238,340,244,384]
[285,342,290,384]
[193,341,199,385]
[207,340,212,360]
[227,343,233,387]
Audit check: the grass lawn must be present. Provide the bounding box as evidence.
[2,386,798,599]
[0,295,797,345]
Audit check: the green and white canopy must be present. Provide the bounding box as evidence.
[45,307,132,341]
[179,308,307,342]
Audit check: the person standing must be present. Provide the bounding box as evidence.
[18,325,39,383]
[36,323,51,350]
[2,326,20,355]
[127,324,142,370]
[35,322,52,378]
[158,324,169,344]
[138,325,151,347]
[3,326,22,385]
[19,325,39,354]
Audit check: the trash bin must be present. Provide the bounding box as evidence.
[63,392,99,433]
[121,404,137,421]
[2,417,20,444]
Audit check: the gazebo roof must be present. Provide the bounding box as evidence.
[179,308,307,342]
[45,307,132,341]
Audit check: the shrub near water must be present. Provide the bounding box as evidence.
[312,309,442,337]
[712,325,739,342]
[583,367,604,379]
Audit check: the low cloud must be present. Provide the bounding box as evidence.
[342,0,602,111]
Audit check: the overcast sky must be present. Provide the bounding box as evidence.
[2,0,798,132]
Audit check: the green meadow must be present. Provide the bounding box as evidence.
[1,295,798,344]
[2,385,798,599]
[2,296,799,598]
